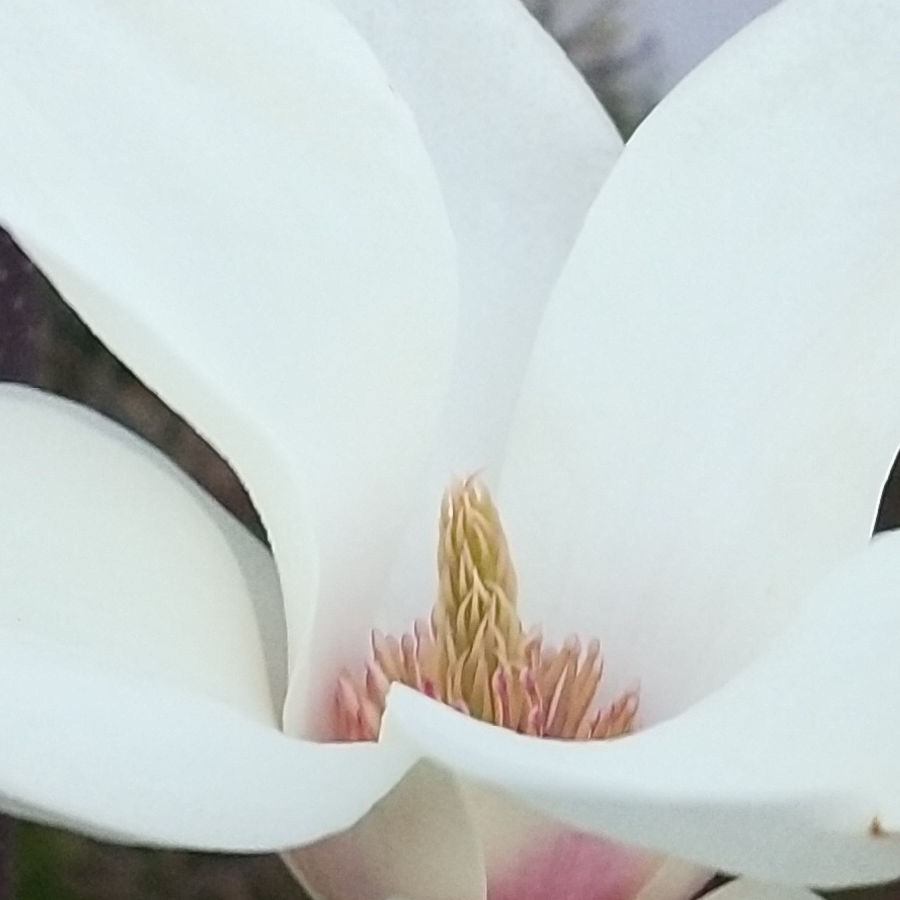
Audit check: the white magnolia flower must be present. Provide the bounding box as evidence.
[1,0,900,898]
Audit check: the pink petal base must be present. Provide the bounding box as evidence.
[285,767,710,900]
[488,829,659,900]
[471,782,709,900]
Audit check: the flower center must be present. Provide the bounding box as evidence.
[334,477,638,742]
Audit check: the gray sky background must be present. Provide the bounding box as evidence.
[629,0,781,94]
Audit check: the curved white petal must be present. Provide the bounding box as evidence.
[0,0,458,735]
[498,0,900,721]
[384,532,900,886]
[208,483,289,714]
[328,0,624,647]
[0,384,277,723]
[0,626,414,849]
[286,763,484,900]
[0,385,414,847]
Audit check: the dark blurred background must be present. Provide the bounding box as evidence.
[1,1,898,899]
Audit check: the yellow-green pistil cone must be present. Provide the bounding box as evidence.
[335,477,638,742]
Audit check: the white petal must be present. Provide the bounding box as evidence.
[285,763,484,900]
[384,532,900,886]
[0,386,411,846]
[703,878,821,900]
[0,625,413,849]
[701,882,822,900]
[0,384,276,723]
[498,0,900,721]
[332,0,620,472]
[332,0,624,634]
[0,0,458,735]
[635,859,716,900]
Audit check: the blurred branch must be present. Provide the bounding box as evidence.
[525,0,661,136]
[0,232,40,383]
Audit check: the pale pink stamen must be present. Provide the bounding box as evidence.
[336,620,638,741]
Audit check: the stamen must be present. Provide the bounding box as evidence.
[335,476,639,742]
